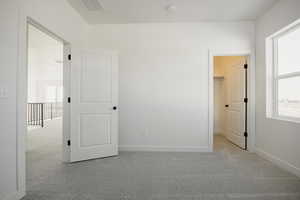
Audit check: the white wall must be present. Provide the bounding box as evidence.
[213,78,225,134]
[0,1,20,199]
[255,0,300,177]
[0,2,256,199]
[213,57,225,135]
[0,0,88,199]
[88,23,255,151]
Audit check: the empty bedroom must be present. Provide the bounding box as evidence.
[0,0,300,200]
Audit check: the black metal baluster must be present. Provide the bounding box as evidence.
[41,103,44,128]
[39,103,41,126]
[27,104,29,125]
[34,104,36,126]
[51,103,53,120]
[37,104,39,126]
[35,103,37,126]
[31,104,33,125]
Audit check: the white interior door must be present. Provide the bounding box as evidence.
[70,50,118,162]
[225,60,245,149]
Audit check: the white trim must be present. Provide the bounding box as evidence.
[17,15,72,198]
[265,37,274,118]
[26,20,71,157]
[16,8,27,199]
[62,43,71,162]
[208,49,256,152]
[27,18,66,44]
[255,148,300,178]
[268,115,300,124]
[208,52,214,152]
[266,19,300,123]
[268,18,300,39]
[119,145,210,152]
[3,191,25,200]
[273,37,279,117]
[277,71,300,79]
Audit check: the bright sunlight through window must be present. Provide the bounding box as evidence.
[270,24,300,121]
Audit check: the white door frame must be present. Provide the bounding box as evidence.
[208,49,256,152]
[16,17,71,198]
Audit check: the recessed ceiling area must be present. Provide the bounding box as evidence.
[67,0,278,24]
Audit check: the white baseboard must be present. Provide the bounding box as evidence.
[119,145,211,152]
[3,190,25,200]
[255,147,300,178]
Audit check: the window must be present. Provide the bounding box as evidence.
[268,23,300,122]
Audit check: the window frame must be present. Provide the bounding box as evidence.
[267,23,300,123]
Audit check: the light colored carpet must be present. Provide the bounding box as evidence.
[23,124,300,200]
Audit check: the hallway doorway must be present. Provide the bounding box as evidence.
[26,19,71,193]
[27,23,64,153]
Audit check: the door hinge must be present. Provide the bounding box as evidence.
[244,98,248,103]
[67,140,71,146]
[68,97,71,103]
[244,132,248,137]
[68,54,71,60]
[244,63,248,69]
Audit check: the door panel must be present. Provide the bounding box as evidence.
[80,54,112,103]
[71,50,118,162]
[80,114,111,147]
[225,59,245,149]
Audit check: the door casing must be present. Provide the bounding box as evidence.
[17,17,71,198]
[26,18,71,162]
[208,50,256,152]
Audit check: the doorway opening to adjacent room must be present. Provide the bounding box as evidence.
[26,19,71,171]
[210,55,250,151]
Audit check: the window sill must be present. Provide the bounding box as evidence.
[267,115,300,124]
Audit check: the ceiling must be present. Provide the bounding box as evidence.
[67,0,278,24]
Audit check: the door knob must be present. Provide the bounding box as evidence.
[113,106,117,110]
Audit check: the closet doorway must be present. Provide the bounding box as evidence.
[212,56,249,150]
